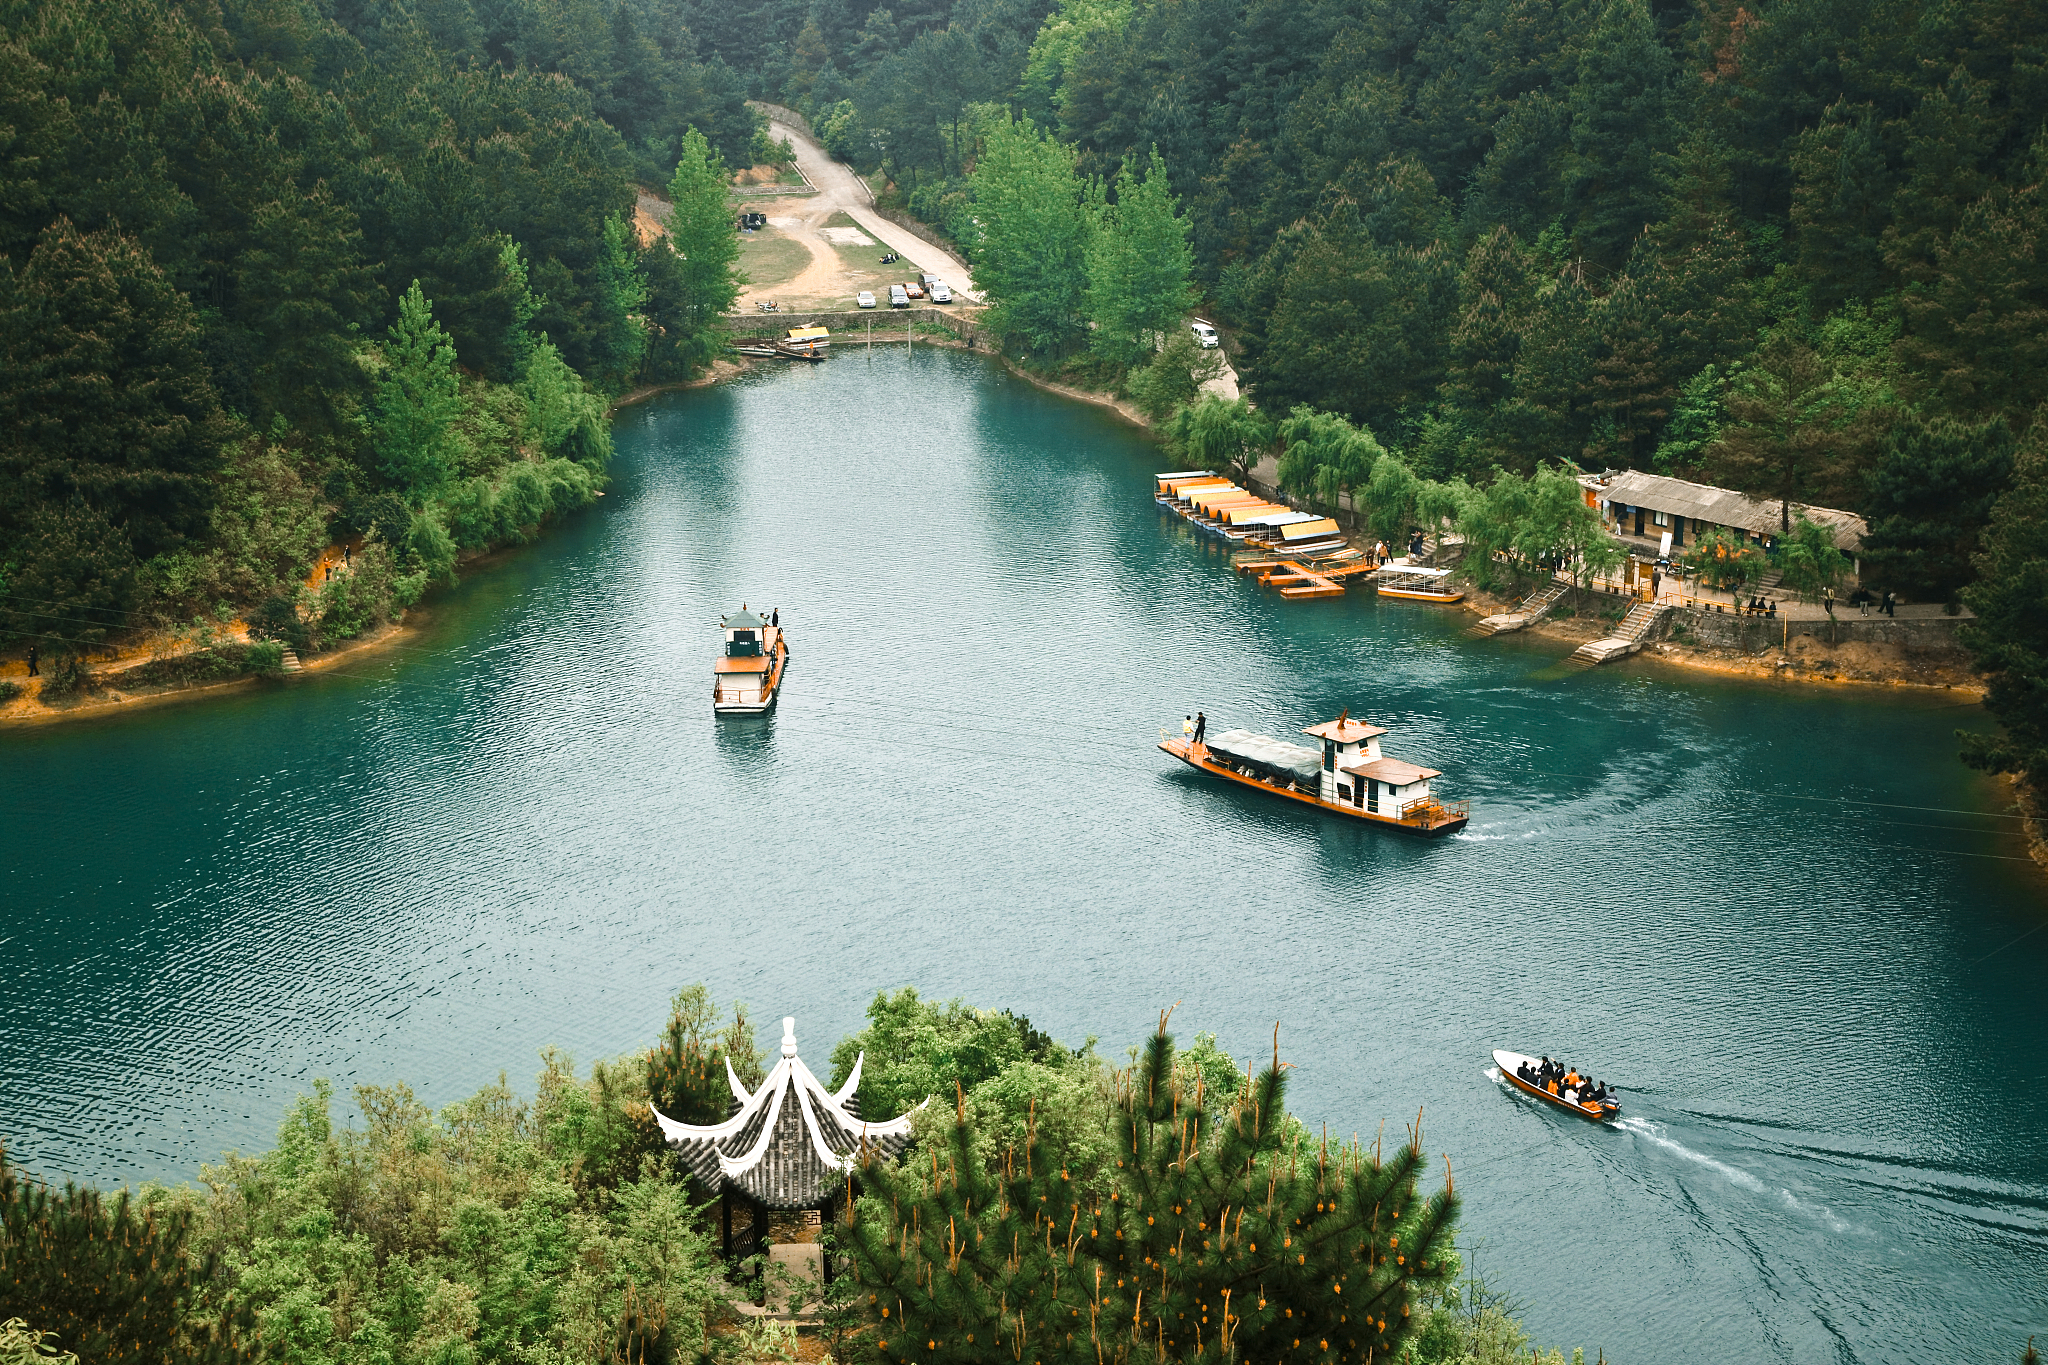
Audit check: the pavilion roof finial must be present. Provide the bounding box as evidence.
[781,1016,799,1057]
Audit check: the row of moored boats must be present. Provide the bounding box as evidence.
[1154,470,1349,554]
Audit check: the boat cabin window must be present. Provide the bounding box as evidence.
[727,629,761,657]
[1323,740,1336,771]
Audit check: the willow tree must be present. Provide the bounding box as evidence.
[845,1016,1458,1365]
[1163,396,1271,483]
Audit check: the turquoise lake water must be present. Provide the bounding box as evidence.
[4,349,2044,1362]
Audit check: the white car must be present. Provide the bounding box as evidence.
[856,291,876,309]
[1191,320,1220,348]
[930,282,952,303]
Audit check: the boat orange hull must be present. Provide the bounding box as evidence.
[1493,1049,1619,1122]
[1160,738,1468,837]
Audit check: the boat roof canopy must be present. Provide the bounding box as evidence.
[725,608,764,630]
[1343,756,1441,784]
[1246,510,1320,527]
[1155,470,1214,482]
[1223,503,1290,523]
[1379,565,1453,579]
[1302,717,1388,742]
[785,326,830,340]
[1280,518,1342,540]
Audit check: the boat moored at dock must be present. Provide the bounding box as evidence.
[1159,711,1469,835]
[774,326,831,359]
[1374,564,1466,603]
[714,606,788,714]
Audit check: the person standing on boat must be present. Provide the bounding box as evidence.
[1193,711,1206,747]
[1183,715,1195,743]
[771,608,780,628]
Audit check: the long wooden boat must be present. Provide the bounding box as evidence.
[714,606,788,714]
[1493,1049,1621,1122]
[1159,712,1468,836]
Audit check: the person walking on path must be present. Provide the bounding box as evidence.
[1824,586,1836,617]
[1193,711,1206,747]
[26,644,38,676]
[1883,590,1896,617]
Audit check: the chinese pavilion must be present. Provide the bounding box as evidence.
[651,1017,924,1277]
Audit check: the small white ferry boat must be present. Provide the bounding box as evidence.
[713,606,787,714]
[1375,563,1465,603]
[1160,710,1468,836]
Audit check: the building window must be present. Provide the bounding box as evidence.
[1652,510,1670,527]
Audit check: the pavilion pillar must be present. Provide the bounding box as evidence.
[722,1187,732,1260]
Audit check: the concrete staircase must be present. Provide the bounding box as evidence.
[278,647,304,673]
[1569,601,1673,667]
[1470,581,1569,637]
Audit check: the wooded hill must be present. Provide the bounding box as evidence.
[735,0,2048,785]
[0,0,753,679]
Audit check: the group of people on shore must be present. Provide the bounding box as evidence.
[1516,1056,1614,1108]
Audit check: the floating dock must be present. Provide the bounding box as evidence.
[1234,555,1382,599]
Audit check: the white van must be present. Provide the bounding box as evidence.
[1191,320,1220,348]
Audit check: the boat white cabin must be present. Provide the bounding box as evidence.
[1301,715,1445,819]
[1160,710,1466,835]
[714,605,788,714]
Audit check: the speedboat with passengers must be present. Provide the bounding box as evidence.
[1493,1049,1621,1122]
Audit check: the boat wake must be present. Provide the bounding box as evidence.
[1616,1116,1852,1233]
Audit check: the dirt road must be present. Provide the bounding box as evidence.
[758,108,984,302]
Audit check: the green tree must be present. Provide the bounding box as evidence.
[0,1147,255,1365]
[845,1017,1459,1365]
[1455,469,1533,590]
[969,114,1093,361]
[1161,395,1271,483]
[1960,412,2048,781]
[372,281,463,499]
[644,985,766,1126]
[590,211,649,393]
[1561,0,1676,269]
[1860,414,2016,605]
[1086,149,1196,369]
[1514,462,1622,588]
[1652,365,1731,474]
[0,501,137,656]
[1125,330,1222,419]
[652,129,744,375]
[1680,526,1768,610]
[1701,333,1867,534]
[1776,512,1850,603]
[1275,407,1386,513]
[827,987,1067,1123]
[0,220,228,569]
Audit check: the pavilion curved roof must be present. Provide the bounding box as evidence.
[650,1017,926,1209]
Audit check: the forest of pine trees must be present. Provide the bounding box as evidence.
[731,0,2048,785]
[0,0,758,679]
